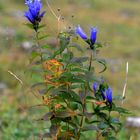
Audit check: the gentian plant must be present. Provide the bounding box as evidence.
[24,1,129,140]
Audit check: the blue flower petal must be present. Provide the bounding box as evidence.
[90,27,97,45]
[75,25,88,40]
[40,11,46,18]
[24,11,34,23]
[101,90,106,100]
[93,83,98,92]
[105,87,112,103]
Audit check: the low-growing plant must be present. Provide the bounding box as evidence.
[23,0,129,139]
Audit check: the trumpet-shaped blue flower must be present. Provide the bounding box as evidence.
[93,82,113,104]
[24,0,45,31]
[93,83,98,92]
[75,25,88,40]
[105,87,112,103]
[90,27,97,45]
[75,25,97,48]
[101,89,106,100]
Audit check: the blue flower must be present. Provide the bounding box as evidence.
[101,89,106,100]
[75,25,88,40]
[75,25,97,48]
[90,27,97,45]
[93,83,98,92]
[24,0,45,31]
[105,87,112,103]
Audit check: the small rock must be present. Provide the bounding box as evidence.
[126,117,140,128]
[20,41,33,51]
[0,83,7,90]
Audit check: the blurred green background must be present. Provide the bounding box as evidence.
[0,0,140,139]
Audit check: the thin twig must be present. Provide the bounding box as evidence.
[88,51,93,71]
[46,0,61,34]
[122,62,128,105]
[8,70,23,85]
[77,86,88,140]
[46,1,58,19]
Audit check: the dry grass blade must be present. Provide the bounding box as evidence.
[8,70,23,85]
[122,62,128,105]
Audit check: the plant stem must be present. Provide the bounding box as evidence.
[77,105,85,140]
[96,131,99,140]
[77,50,94,139]
[77,85,88,140]
[88,51,93,71]
[36,31,43,62]
[96,131,102,140]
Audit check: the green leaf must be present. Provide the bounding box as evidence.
[96,58,107,73]
[84,71,95,82]
[70,84,81,89]
[70,67,86,72]
[94,42,103,48]
[59,72,86,84]
[31,82,45,89]
[68,43,83,52]
[38,88,48,94]
[70,90,81,103]
[86,96,96,101]
[31,51,40,60]
[114,107,130,114]
[62,51,73,62]
[70,57,88,63]
[51,87,81,103]
[24,23,34,30]
[98,122,108,130]
[71,77,86,83]
[38,34,49,40]
[39,112,53,121]
[100,106,110,111]
[38,24,46,29]
[55,110,79,118]
[110,118,120,125]
[84,112,94,119]
[53,32,70,57]
[105,137,118,140]
[85,118,100,124]
[59,32,70,47]
[69,102,79,110]
[41,44,50,49]
[82,125,98,132]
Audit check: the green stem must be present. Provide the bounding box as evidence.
[77,85,88,140]
[88,48,97,71]
[36,31,43,62]
[88,51,93,71]
[77,105,85,140]
[96,131,102,140]
[96,131,99,140]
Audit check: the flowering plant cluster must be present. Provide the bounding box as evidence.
[24,0,129,140]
